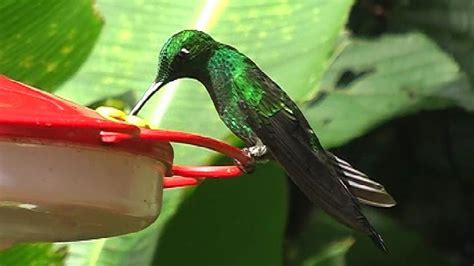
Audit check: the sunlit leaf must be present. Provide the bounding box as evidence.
[55,0,354,147]
[0,0,103,91]
[63,189,183,266]
[0,243,67,266]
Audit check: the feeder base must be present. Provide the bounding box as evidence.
[0,202,155,243]
[0,139,164,243]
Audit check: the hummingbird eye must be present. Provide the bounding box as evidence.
[177,48,190,60]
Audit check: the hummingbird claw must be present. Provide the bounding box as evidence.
[234,148,255,174]
[234,144,269,174]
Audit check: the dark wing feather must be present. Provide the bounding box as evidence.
[238,68,389,251]
[244,68,395,207]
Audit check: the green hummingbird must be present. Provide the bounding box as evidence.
[130,30,396,251]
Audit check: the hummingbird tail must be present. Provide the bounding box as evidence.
[327,153,396,208]
[237,97,389,251]
[369,228,388,253]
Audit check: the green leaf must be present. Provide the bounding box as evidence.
[391,0,474,89]
[286,210,354,266]
[0,243,67,266]
[346,212,451,266]
[154,163,287,266]
[62,189,184,266]
[304,32,474,148]
[55,0,354,145]
[286,210,451,266]
[52,0,355,265]
[291,238,355,266]
[300,239,354,266]
[0,0,103,92]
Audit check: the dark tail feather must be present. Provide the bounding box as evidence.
[327,152,396,208]
[370,228,388,253]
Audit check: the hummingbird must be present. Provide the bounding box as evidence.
[130,30,396,251]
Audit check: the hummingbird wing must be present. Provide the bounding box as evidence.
[239,68,395,206]
[237,69,390,251]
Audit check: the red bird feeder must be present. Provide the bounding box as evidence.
[0,75,251,246]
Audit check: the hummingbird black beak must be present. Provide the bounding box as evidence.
[129,80,165,115]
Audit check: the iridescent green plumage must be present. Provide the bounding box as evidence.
[131,30,396,252]
[207,46,281,142]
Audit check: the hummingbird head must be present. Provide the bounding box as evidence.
[130,30,218,115]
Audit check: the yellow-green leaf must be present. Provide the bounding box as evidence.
[0,0,103,91]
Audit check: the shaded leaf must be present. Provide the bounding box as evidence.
[390,0,474,88]
[300,239,354,266]
[0,0,103,91]
[304,32,473,148]
[346,211,450,266]
[154,163,287,266]
[286,210,450,266]
[286,210,354,266]
[332,108,474,264]
[288,236,354,266]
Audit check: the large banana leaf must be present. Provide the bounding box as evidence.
[0,0,102,91]
[53,0,355,265]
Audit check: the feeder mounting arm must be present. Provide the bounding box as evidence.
[140,128,254,188]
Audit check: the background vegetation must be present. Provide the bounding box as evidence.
[0,0,472,265]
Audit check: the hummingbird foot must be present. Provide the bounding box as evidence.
[233,149,255,174]
[233,141,270,173]
[245,145,270,164]
[246,144,268,158]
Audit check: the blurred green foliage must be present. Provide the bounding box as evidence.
[0,0,473,265]
[0,0,102,91]
[0,243,66,266]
